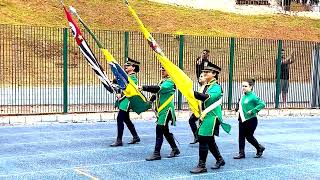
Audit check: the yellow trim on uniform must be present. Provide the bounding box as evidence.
[157,94,174,113]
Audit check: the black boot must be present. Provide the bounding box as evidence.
[209,140,225,169]
[167,148,180,158]
[211,158,225,169]
[146,151,161,161]
[254,145,265,158]
[128,136,141,144]
[233,149,245,159]
[110,138,123,147]
[164,133,180,158]
[190,160,207,174]
[190,135,198,144]
[146,131,163,161]
[189,114,199,144]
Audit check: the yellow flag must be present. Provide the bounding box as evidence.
[101,49,145,100]
[125,1,201,117]
[101,49,151,114]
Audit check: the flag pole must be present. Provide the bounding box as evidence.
[69,6,104,49]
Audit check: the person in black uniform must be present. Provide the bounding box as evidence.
[189,50,211,144]
[196,49,211,82]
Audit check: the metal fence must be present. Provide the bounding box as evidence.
[0,24,319,115]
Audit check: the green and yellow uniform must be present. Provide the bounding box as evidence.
[155,77,176,126]
[110,57,141,147]
[142,75,179,161]
[191,62,229,174]
[116,73,138,112]
[195,80,231,136]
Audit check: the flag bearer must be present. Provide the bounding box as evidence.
[110,58,141,147]
[190,62,231,174]
[139,66,180,161]
[233,79,266,159]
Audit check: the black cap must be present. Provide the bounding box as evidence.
[201,61,221,73]
[125,57,140,72]
[124,57,140,66]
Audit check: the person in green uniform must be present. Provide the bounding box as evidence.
[139,66,180,161]
[190,62,230,174]
[110,58,141,147]
[233,79,266,159]
[189,72,207,144]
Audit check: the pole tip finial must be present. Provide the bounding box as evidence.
[69,6,77,15]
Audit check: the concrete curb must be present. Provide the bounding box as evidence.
[1,109,320,125]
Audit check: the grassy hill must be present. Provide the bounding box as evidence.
[0,0,318,87]
[0,0,319,41]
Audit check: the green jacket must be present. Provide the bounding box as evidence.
[197,80,223,136]
[143,77,176,126]
[238,91,266,121]
[116,73,138,112]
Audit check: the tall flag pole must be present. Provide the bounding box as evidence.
[68,5,151,114]
[125,1,231,133]
[60,1,114,93]
[124,1,232,133]
[124,0,201,118]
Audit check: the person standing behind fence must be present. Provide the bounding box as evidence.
[139,66,180,161]
[110,58,141,147]
[188,72,207,144]
[279,49,295,108]
[196,49,211,82]
[233,79,266,159]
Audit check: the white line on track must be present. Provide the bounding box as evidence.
[0,146,318,177]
